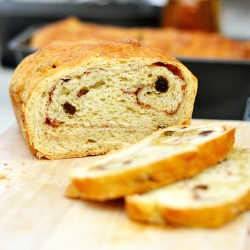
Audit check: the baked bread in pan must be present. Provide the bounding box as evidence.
[9,39,197,159]
[30,17,141,49]
[66,124,235,201]
[30,17,250,60]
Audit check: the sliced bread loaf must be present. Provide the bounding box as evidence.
[66,124,235,201]
[9,39,197,160]
[126,147,250,228]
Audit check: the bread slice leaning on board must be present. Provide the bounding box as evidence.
[9,39,197,160]
[66,124,235,201]
[126,147,250,228]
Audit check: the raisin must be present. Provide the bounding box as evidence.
[199,130,213,136]
[123,160,132,165]
[181,126,187,129]
[62,102,76,115]
[157,125,167,129]
[193,185,208,190]
[87,139,96,143]
[61,78,71,83]
[45,117,51,125]
[163,131,175,136]
[77,88,89,98]
[44,117,62,128]
[155,76,169,93]
[192,185,208,200]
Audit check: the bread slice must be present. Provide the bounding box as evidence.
[9,39,197,160]
[126,147,250,228]
[66,124,235,201]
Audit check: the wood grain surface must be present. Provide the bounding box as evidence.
[0,120,250,250]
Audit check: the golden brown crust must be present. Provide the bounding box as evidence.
[126,191,250,228]
[66,124,235,201]
[161,191,250,227]
[30,17,250,60]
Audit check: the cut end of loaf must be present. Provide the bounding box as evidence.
[10,39,197,159]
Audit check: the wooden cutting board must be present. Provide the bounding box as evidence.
[0,119,250,250]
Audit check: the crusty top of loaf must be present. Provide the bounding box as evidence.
[10,39,194,107]
[30,17,142,49]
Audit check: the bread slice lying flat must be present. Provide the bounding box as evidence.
[9,39,197,160]
[126,147,250,228]
[66,124,235,201]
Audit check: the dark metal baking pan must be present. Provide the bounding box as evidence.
[179,57,250,120]
[8,25,250,121]
[7,25,38,65]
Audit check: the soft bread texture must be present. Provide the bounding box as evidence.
[9,39,197,160]
[30,17,250,60]
[66,124,235,201]
[126,147,250,228]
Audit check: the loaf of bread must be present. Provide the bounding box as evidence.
[30,17,250,60]
[66,124,235,201]
[30,17,142,49]
[9,39,197,160]
[142,27,250,60]
[126,147,250,228]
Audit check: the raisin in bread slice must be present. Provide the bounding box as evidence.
[126,147,250,228]
[66,124,235,201]
[9,39,197,160]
